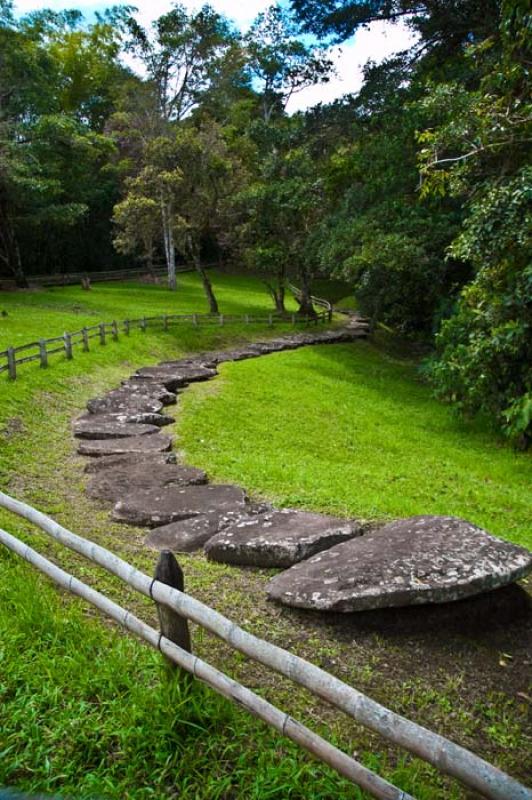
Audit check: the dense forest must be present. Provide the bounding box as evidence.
[0,0,530,442]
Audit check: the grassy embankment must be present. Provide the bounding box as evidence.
[0,274,530,799]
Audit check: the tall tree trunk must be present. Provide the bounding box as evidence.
[297,269,316,318]
[0,198,27,287]
[160,195,176,291]
[265,279,286,313]
[190,244,218,313]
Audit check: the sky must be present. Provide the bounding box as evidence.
[13,0,417,112]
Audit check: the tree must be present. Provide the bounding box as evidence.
[0,4,127,282]
[290,0,501,60]
[114,4,239,288]
[246,4,333,122]
[236,123,325,316]
[419,1,532,443]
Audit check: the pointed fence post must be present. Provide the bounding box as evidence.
[99,323,106,345]
[153,551,192,679]
[64,333,73,359]
[39,340,48,368]
[7,347,16,380]
[82,328,89,352]
[111,320,118,341]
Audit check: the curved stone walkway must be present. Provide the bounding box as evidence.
[73,323,532,613]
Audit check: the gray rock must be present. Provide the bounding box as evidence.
[78,432,172,457]
[119,381,177,405]
[77,411,174,428]
[87,391,164,416]
[132,364,217,390]
[112,484,248,527]
[146,513,231,552]
[73,419,160,439]
[87,462,207,504]
[84,452,177,474]
[205,509,362,567]
[267,515,532,612]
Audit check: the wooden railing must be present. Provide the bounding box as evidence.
[0,265,189,289]
[0,310,330,381]
[0,490,529,800]
[287,282,333,321]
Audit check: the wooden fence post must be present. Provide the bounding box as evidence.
[192,313,198,326]
[153,551,192,678]
[64,333,73,360]
[39,340,48,368]
[124,319,130,336]
[141,317,147,332]
[99,323,106,345]
[268,314,273,327]
[245,314,249,324]
[82,328,89,352]
[291,314,296,325]
[219,314,224,326]
[111,321,118,341]
[7,347,16,380]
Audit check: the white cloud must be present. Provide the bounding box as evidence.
[286,20,417,113]
[13,1,416,110]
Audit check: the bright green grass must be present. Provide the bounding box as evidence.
[0,276,529,799]
[3,558,426,800]
[0,270,298,352]
[179,341,531,548]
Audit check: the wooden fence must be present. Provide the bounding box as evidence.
[0,490,529,800]
[0,265,190,290]
[0,309,331,381]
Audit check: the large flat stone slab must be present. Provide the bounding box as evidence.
[119,382,177,405]
[132,364,217,390]
[87,391,164,416]
[77,411,174,428]
[84,452,176,474]
[112,484,248,527]
[73,419,160,439]
[78,432,172,458]
[146,513,231,553]
[205,510,362,567]
[87,462,207,504]
[267,515,532,612]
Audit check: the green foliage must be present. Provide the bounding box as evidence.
[420,4,532,442]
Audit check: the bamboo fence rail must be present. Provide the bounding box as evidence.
[0,309,330,381]
[0,526,410,800]
[0,490,529,800]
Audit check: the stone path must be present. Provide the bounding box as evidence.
[73,322,532,613]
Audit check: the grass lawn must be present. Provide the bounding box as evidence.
[0,276,530,799]
[179,338,531,548]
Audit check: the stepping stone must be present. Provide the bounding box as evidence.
[112,484,248,527]
[146,513,232,553]
[84,452,176,474]
[87,391,164,416]
[77,411,174,428]
[119,382,177,405]
[132,364,217,391]
[78,432,172,457]
[267,515,532,612]
[87,462,207,504]
[73,419,160,439]
[205,510,363,567]
[159,357,218,370]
